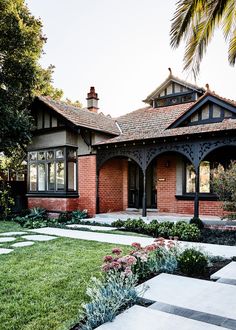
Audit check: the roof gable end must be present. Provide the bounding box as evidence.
[168,94,236,129]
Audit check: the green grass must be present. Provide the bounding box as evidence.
[0,220,23,233]
[0,221,129,330]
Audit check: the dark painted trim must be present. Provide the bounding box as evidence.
[170,95,236,128]
[26,193,79,198]
[175,194,218,201]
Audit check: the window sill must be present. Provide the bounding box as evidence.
[175,194,218,201]
[26,193,79,198]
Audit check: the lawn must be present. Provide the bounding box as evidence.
[0,221,129,330]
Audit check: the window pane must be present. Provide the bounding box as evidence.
[56,149,64,159]
[200,161,210,193]
[29,164,37,191]
[47,150,54,160]
[29,152,37,161]
[47,163,55,190]
[186,164,195,193]
[68,162,76,191]
[68,149,77,160]
[38,151,46,161]
[38,164,46,191]
[213,105,221,118]
[201,105,209,120]
[190,112,198,122]
[56,162,64,190]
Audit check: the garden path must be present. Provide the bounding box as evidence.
[31,227,236,258]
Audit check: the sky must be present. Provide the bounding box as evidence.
[27,0,235,117]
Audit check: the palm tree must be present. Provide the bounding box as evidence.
[170,0,236,77]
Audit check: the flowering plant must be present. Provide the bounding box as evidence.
[102,237,179,280]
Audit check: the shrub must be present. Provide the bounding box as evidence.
[58,211,72,223]
[111,219,126,228]
[102,239,179,281]
[0,183,14,219]
[157,221,174,237]
[179,224,201,242]
[189,217,204,229]
[81,272,138,330]
[145,219,159,236]
[124,218,146,233]
[15,207,49,228]
[71,209,88,223]
[213,161,236,219]
[178,248,209,276]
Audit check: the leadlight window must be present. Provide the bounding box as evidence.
[28,147,77,194]
[185,161,211,193]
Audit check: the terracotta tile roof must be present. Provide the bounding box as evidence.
[37,96,120,135]
[94,92,236,146]
[94,102,194,145]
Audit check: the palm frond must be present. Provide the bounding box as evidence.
[228,28,236,65]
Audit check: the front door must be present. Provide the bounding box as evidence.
[128,162,143,208]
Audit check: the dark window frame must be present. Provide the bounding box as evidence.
[27,146,78,196]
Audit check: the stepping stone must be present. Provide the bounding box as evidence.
[0,237,16,243]
[0,231,28,236]
[0,248,13,255]
[66,224,117,231]
[211,261,236,281]
[216,278,236,286]
[137,273,236,320]
[95,305,227,330]
[11,241,35,248]
[21,234,57,241]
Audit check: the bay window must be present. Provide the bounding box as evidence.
[28,147,77,194]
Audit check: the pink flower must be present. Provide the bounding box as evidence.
[145,244,157,252]
[111,261,121,269]
[103,255,113,262]
[124,267,133,277]
[124,255,137,266]
[131,242,141,249]
[112,247,122,255]
[101,263,111,272]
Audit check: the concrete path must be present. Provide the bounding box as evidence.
[95,305,227,330]
[138,273,236,321]
[66,224,117,231]
[31,227,236,258]
[211,261,236,281]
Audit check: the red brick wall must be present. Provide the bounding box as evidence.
[28,197,79,211]
[77,155,97,216]
[99,159,128,213]
[27,154,97,216]
[156,154,224,217]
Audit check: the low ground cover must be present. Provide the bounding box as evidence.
[0,221,129,330]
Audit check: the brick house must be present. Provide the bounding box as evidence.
[27,72,236,218]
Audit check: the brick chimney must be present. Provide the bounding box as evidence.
[86,86,99,113]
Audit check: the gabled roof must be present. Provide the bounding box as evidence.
[143,73,205,104]
[94,91,236,146]
[35,96,120,136]
[168,91,236,129]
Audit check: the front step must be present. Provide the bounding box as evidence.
[138,273,236,321]
[95,304,227,330]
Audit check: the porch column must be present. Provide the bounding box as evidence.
[96,169,99,214]
[194,165,200,219]
[142,168,147,217]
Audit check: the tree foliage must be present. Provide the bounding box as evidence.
[0,0,63,153]
[213,162,236,219]
[170,0,236,77]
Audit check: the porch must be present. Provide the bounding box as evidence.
[94,211,222,225]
